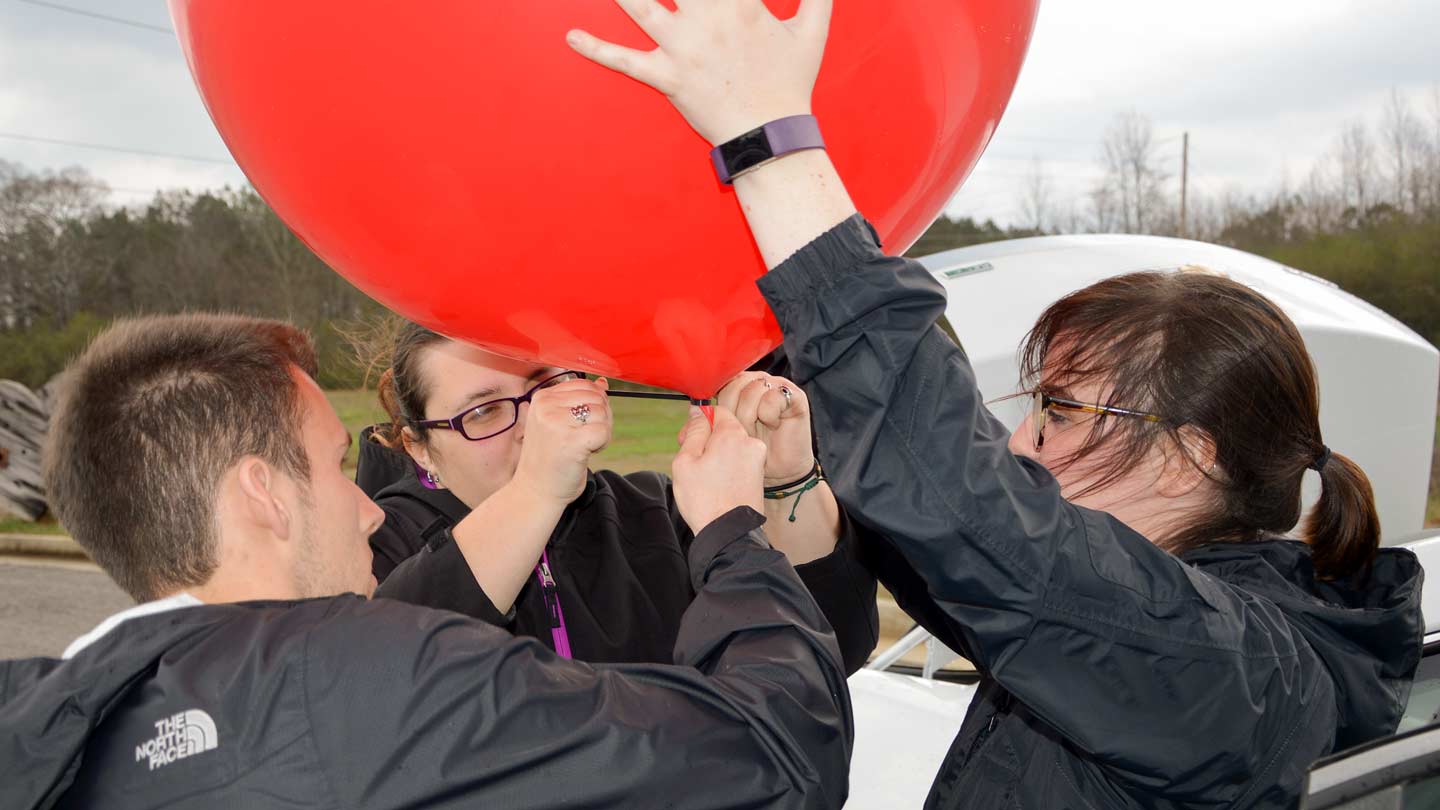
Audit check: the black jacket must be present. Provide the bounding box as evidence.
[757,215,1425,809]
[0,508,853,810]
[360,435,878,673]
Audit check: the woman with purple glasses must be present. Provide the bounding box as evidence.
[353,322,878,670]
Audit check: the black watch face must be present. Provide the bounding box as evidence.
[722,128,774,177]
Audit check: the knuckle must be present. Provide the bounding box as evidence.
[612,49,635,74]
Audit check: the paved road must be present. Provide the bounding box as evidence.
[0,557,132,659]
[0,555,941,669]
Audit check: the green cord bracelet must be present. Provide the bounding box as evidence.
[764,474,826,522]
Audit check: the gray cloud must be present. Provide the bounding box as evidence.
[946,0,1440,227]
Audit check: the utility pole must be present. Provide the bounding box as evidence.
[1180,131,1190,238]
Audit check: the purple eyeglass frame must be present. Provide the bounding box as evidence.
[413,370,580,441]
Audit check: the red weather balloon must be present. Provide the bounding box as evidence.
[168,1,1038,397]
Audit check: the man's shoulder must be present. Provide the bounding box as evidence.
[253,593,497,642]
[149,595,478,659]
[300,594,516,662]
[45,596,486,808]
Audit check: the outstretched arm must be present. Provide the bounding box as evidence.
[566,0,856,270]
[312,408,853,809]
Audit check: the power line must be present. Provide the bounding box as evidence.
[995,134,1097,146]
[14,0,173,34]
[982,153,1102,165]
[0,131,233,165]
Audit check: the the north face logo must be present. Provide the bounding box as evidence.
[134,710,218,771]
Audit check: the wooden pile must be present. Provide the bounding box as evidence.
[0,379,51,521]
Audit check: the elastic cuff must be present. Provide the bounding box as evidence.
[756,214,884,309]
[793,534,850,580]
[687,506,769,591]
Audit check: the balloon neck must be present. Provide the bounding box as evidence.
[690,400,715,427]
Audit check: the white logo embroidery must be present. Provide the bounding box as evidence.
[134,710,218,771]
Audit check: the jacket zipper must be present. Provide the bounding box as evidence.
[964,689,1013,765]
[535,552,574,659]
[537,561,561,629]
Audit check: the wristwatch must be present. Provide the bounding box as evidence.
[710,115,825,184]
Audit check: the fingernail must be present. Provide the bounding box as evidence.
[688,405,701,418]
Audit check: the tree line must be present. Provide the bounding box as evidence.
[910,89,1440,351]
[0,164,381,388]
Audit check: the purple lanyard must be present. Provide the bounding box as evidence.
[535,550,572,659]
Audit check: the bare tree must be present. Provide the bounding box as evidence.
[1336,121,1376,217]
[1017,157,1053,233]
[1380,89,1427,213]
[1294,157,1345,235]
[1098,111,1170,233]
[1426,85,1440,212]
[0,163,106,327]
[0,162,104,239]
[1087,184,1119,232]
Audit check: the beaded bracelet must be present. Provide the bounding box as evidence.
[764,461,825,522]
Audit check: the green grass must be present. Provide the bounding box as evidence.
[0,516,67,535]
[326,389,389,472]
[594,397,692,476]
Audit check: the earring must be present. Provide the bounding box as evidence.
[426,469,441,487]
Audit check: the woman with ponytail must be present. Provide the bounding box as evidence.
[351,322,878,671]
[563,0,1424,804]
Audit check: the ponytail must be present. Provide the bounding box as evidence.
[340,314,447,452]
[373,367,407,449]
[1301,450,1380,580]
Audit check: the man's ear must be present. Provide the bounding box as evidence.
[233,456,294,541]
[1158,426,1218,499]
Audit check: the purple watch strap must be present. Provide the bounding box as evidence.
[711,114,825,184]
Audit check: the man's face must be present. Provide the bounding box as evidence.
[288,369,384,598]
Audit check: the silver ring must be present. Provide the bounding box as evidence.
[779,386,793,410]
[570,404,590,424]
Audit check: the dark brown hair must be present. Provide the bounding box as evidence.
[1020,269,1379,579]
[43,313,318,601]
[370,320,448,448]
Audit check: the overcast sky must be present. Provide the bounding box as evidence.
[1,0,1437,229]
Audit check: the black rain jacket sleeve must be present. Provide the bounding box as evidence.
[656,475,879,675]
[756,215,1339,798]
[369,469,878,674]
[314,506,854,809]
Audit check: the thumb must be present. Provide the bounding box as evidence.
[707,404,743,435]
[679,406,712,458]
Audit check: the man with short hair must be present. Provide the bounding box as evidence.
[0,313,852,809]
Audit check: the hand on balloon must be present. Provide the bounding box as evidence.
[566,0,833,147]
[511,377,612,506]
[685,372,815,487]
[671,406,767,532]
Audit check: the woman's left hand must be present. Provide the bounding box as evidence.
[687,372,815,487]
[564,0,832,148]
